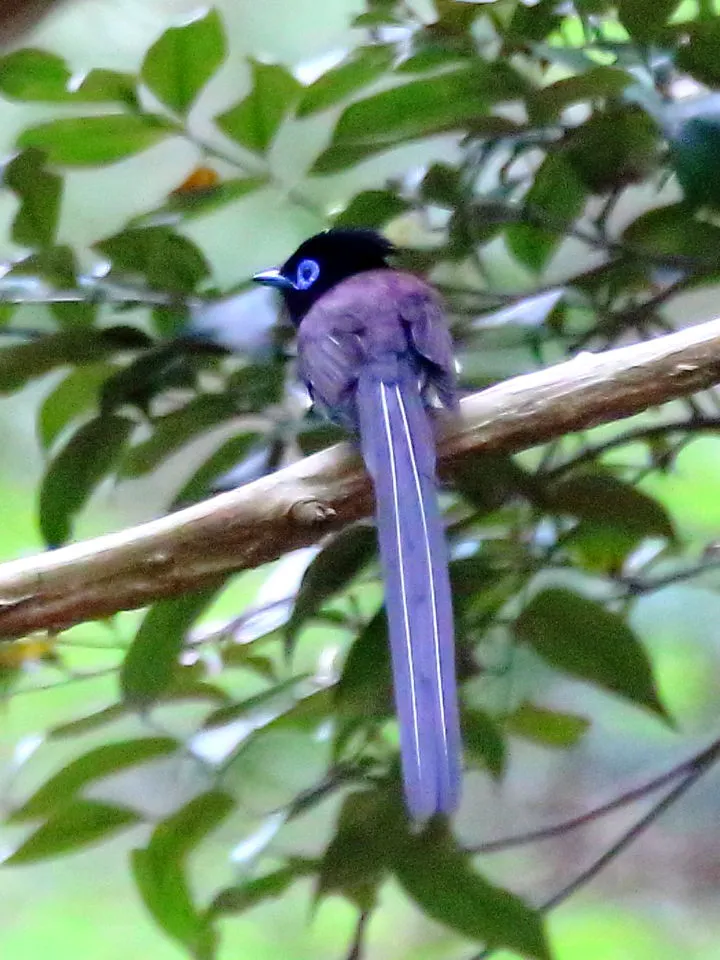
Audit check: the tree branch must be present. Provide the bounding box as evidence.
[2,316,720,639]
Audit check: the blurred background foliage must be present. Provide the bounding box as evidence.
[3,0,720,957]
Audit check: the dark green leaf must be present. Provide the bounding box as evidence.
[141,9,227,115]
[334,189,411,228]
[39,363,114,450]
[392,822,549,958]
[505,702,589,748]
[296,45,394,116]
[9,738,177,822]
[172,433,261,506]
[462,708,505,778]
[210,858,317,917]
[0,49,135,103]
[288,524,377,639]
[335,610,391,719]
[4,800,139,865]
[506,153,586,272]
[120,394,240,478]
[216,60,301,154]
[146,789,234,863]
[515,588,667,717]
[623,201,720,256]
[618,0,679,43]
[0,328,150,395]
[529,66,633,125]
[50,301,98,330]
[40,414,135,546]
[676,21,720,87]
[4,148,62,248]
[19,115,174,166]
[10,243,78,287]
[96,226,210,291]
[121,588,220,705]
[564,105,659,194]
[317,789,399,910]
[313,63,526,170]
[132,791,232,960]
[421,162,462,207]
[546,468,675,539]
[450,452,535,513]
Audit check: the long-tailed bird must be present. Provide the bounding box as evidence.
[254,229,461,819]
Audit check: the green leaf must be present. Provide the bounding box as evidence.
[172,433,263,506]
[132,791,233,960]
[676,21,720,87]
[287,524,377,639]
[0,49,136,103]
[4,800,140,865]
[96,226,210,291]
[210,858,317,917]
[141,9,227,115]
[4,148,62,248]
[120,394,240,478]
[334,189,411,228]
[18,115,174,167]
[121,588,220,705]
[450,452,534,513]
[40,414,135,546]
[335,610,391,720]
[9,738,177,822]
[317,789,399,910]
[462,708,505,778]
[312,62,526,172]
[296,44,394,116]
[617,0,679,43]
[506,153,586,272]
[392,822,549,958]
[514,588,667,717]
[529,66,633,125]
[39,363,114,450]
[505,702,590,749]
[50,703,128,739]
[0,327,150,395]
[546,468,675,539]
[216,60,301,154]
[564,105,659,194]
[623,201,720,256]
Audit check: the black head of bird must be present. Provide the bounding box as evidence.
[252,228,395,325]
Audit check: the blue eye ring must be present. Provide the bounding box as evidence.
[295,258,320,290]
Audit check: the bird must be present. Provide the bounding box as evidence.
[254,228,461,820]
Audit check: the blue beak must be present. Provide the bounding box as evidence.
[253,268,296,291]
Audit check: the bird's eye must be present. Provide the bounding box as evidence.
[295,258,320,290]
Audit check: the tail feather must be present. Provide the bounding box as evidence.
[356,361,461,819]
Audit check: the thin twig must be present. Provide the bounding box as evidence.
[347,910,370,960]
[466,738,719,854]
[543,415,720,479]
[468,737,720,960]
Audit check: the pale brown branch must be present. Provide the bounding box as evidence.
[1,316,720,639]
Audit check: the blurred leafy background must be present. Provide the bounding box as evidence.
[2,0,720,958]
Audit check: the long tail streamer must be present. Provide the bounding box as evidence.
[356,361,461,819]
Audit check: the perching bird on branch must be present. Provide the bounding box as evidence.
[254,229,462,820]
